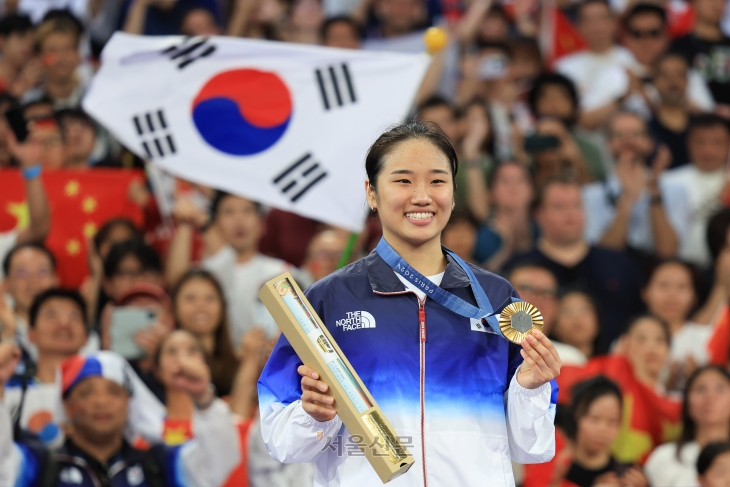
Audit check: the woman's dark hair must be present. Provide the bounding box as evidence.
[103,238,162,279]
[528,72,579,127]
[677,366,730,459]
[643,258,699,313]
[365,121,458,191]
[170,269,239,396]
[551,288,603,358]
[564,376,622,440]
[93,218,141,256]
[622,313,671,346]
[697,441,730,476]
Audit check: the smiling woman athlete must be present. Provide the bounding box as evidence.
[257,121,561,487]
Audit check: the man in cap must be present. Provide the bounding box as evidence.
[0,346,241,487]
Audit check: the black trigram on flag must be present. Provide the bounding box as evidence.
[273,153,328,202]
[315,64,357,111]
[133,110,176,160]
[161,36,216,69]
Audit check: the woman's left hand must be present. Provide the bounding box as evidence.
[517,329,562,390]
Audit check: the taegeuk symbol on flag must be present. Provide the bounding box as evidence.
[82,33,429,231]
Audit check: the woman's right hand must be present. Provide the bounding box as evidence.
[298,365,337,422]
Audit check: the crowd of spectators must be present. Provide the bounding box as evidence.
[4,0,730,485]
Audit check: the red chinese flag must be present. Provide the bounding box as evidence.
[557,355,681,464]
[0,169,145,288]
[539,3,587,67]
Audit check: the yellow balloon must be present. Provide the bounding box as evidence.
[423,27,448,55]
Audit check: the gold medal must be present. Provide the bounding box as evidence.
[499,302,543,344]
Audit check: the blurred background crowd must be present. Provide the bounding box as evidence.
[5,0,730,486]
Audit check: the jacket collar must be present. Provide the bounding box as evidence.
[365,247,472,294]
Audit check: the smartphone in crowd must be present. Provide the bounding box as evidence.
[110,307,158,360]
[5,107,29,143]
[524,134,562,153]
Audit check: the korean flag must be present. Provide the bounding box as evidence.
[82,33,430,231]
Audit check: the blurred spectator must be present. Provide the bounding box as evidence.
[180,8,222,36]
[56,108,103,168]
[530,117,595,186]
[621,3,715,119]
[474,161,536,270]
[171,270,239,396]
[671,0,730,117]
[284,0,324,44]
[697,441,730,487]
[0,123,51,278]
[0,15,40,98]
[0,346,243,486]
[321,15,362,48]
[101,282,174,401]
[170,192,303,345]
[662,114,730,268]
[1,243,58,359]
[365,0,426,40]
[558,376,647,487]
[301,229,347,282]
[528,72,609,182]
[23,15,84,110]
[442,210,478,263]
[642,259,709,391]
[646,366,730,487]
[81,217,143,323]
[556,0,633,130]
[3,289,90,448]
[122,0,222,36]
[21,98,54,121]
[550,290,601,365]
[649,53,693,168]
[582,111,688,259]
[153,329,256,486]
[29,117,66,168]
[620,314,671,392]
[505,177,644,347]
[557,316,681,464]
[102,239,164,303]
[505,262,559,330]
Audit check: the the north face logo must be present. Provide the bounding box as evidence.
[335,311,376,331]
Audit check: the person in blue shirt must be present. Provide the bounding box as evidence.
[258,121,561,487]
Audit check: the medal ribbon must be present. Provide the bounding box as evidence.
[375,237,503,336]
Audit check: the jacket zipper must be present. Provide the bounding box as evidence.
[418,298,427,487]
[373,289,428,486]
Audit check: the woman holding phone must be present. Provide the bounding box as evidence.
[258,122,561,486]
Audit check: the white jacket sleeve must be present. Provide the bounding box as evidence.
[180,398,242,487]
[260,398,343,463]
[505,372,556,464]
[0,401,23,487]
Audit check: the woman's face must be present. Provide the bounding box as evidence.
[175,278,223,336]
[576,394,622,455]
[624,318,669,380]
[156,330,206,389]
[553,293,598,352]
[491,163,533,211]
[366,138,454,250]
[643,263,695,325]
[688,370,730,429]
[700,452,730,487]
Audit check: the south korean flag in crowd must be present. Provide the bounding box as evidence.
[82,33,429,231]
